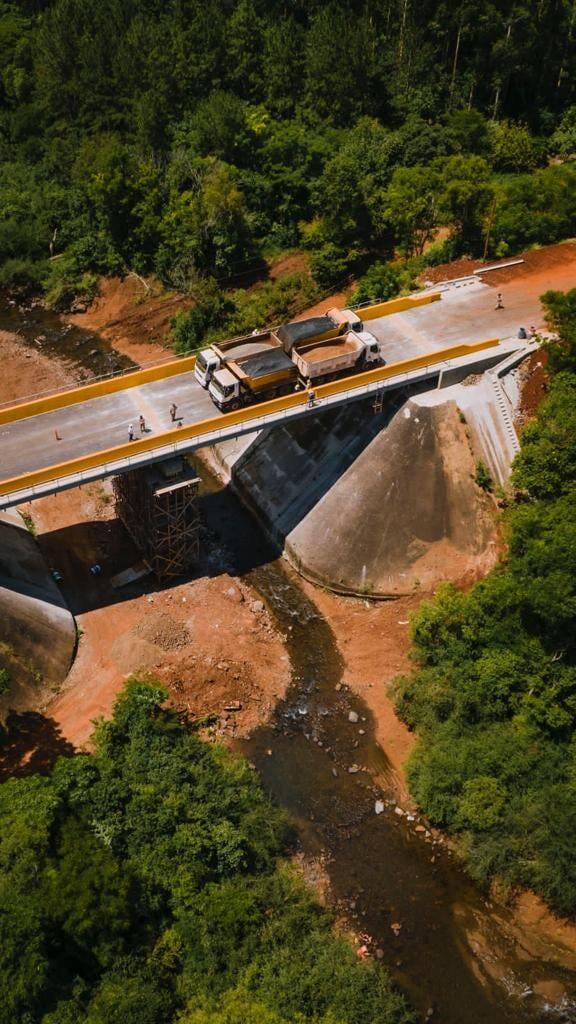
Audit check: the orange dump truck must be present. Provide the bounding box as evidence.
[207,312,382,412]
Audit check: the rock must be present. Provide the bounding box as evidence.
[251,600,265,614]
[348,765,360,774]
[374,800,385,815]
[406,814,415,821]
[225,586,243,603]
[394,806,404,817]
[266,749,273,756]
[375,948,385,960]
[391,922,402,936]
[332,767,338,778]
[415,825,426,833]
[223,701,242,712]
[348,710,359,724]
[358,728,365,735]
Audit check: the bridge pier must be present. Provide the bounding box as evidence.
[113,458,200,581]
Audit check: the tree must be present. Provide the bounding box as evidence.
[541,288,576,375]
[550,105,576,159]
[379,165,440,256]
[436,154,494,251]
[488,119,542,172]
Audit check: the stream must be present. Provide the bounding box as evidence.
[199,463,576,1024]
[2,297,576,1023]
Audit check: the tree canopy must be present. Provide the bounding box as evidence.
[393,291,576,915]
[1,0,576,307]
[0,680,413,1024]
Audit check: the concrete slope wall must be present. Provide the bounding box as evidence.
[0,511,76,715]
[215,396,497,597]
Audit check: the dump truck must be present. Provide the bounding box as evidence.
[194,330,281,388]
[209,348,298,410]
[208,328,381,411]
[291,330,380,382]
[194,313,348,388]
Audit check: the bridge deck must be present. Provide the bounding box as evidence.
[0,336,512,510]
[0,369,215,481]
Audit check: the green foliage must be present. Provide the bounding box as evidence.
[351,262,404,305]
[474,460,493,492]
[309,244,355,291]
[1,2,576,298]
[394,290,576,915]
[0,667,9,694]
[380,165,439,257]
[489,164,576,257]
[540,288,576,375]
[0,679,413,1024]
[171,272,318,353]
[550,106,576,159]
[488,120,543,173]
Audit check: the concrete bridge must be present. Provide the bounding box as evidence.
[0,286,534,511]
[0,341,515,510]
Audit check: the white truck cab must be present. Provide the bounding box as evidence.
[194,348,220,387]
[355,330,382,363]
[208,367,241,410]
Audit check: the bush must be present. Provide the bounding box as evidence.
[0,257,47,293]
[171,279,233,355]
[474,460,493,491]
[309,243,355,291]
[350,262,402,304]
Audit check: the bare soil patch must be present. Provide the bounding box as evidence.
[421,240,576,292]
[0,329,75,406]
[19,482,290,750]
[515,349,549,431]
[134,609,192,651]
[67,276,188,365]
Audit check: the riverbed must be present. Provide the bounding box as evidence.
[2,296,576,1023]
[198,461,576,1024]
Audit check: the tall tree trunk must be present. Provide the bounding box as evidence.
[449,24,462,107]
[398,0,409,62]
[557,0,576,92]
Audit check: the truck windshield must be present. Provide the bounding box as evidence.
[196,352,209,372]
[212,379,235,400]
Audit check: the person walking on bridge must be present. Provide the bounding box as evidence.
[128,423,134,442]
[139,414,146,433]
[170,402,178,422]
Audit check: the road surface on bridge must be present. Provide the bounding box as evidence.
[0,369,216,481]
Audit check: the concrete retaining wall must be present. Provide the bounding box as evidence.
[213,389,497,597]
[0,511,76,716]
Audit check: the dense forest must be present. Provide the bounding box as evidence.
[0,681,413,1024]
[1,0,576,341]
[393,290,576,916]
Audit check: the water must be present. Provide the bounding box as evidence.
[198,463,576,1024]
